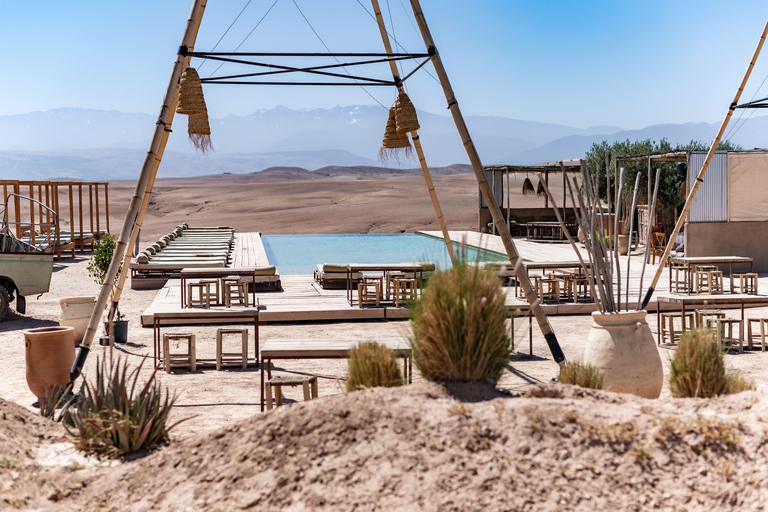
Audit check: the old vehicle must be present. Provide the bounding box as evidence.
[0,194,55,319]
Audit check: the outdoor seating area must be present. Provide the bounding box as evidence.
[344,263,434,308]
[667,256,755,295]
[514,261,593,303]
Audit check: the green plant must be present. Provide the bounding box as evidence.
[558,360,604,389]
[87,235,125,324]
[346,341,404,391]
[63,356,188,457]
[410,261,510,382]
[39,384,68,420]
[669,328,755,398]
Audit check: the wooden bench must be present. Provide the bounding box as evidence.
[265,375,318,410]
[260,338,412,412]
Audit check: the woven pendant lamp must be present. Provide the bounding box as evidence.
[176,67,212,152]
[522,174,535,195]
[394,92,419,134]
[379,106,412,161]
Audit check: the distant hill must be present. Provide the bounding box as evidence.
[1,106,767,179]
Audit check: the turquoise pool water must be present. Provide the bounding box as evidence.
[261,233,506,275]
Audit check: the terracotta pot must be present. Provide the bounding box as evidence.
[24,326,76,399]
[617,234,630,255]
[583,311,663,399]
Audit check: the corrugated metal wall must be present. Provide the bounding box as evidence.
[687,151,727,222]
[480,169,504,208]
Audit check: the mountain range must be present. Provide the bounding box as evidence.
[0,106,766,180]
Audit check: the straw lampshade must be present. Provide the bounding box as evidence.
[177,67,213,152]
[394,92,419,134]
[176,67,206,115]
[379,106,412,160]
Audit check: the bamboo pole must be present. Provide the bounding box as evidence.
[370,0,456,265]
[70,0,209,384]
[104,183,110,234]
[408,0,565,365]
[641,18,768,308]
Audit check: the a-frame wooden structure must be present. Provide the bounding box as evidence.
[70,0,567,382]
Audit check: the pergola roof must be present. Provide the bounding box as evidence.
[483,159,583,174]
[614,151,688,164]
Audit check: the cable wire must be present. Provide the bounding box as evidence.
[206,0,281,79]
[386,0,407,94]
[197,0,254,72]
[723,70,768,143]
[292,0,387,109]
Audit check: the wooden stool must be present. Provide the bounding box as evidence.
[162,333,196,373]
[551,272,573,301]
[187,281,212,308]
[215,328,248,370]
[659,311,694,345]
[200,279,221,305]
[537,277,560,303]
[696,270,723,294]
[385,271,405,301]
[734,273,758,295]
[571,276,591,302]
[358,279,381,308]
[695,309,725,329]
[393,277,417,307]
[265,375,318,410]
[670,263,688,293]
[221,278,249,307]
[746,318,768,351]
[714,318,743,353]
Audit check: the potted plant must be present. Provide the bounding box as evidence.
[87,235,128,344]
[538,166,662,399]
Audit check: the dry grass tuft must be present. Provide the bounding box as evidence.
[346,341,404,392]
[669,328,755,398]
[558,360,604,390]
[410,261,510,382]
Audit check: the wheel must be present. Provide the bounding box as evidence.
[0,285,9,321]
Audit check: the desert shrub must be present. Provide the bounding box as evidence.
[346,341,404,391]
[63,357,186,457]
[410,261,510,382]
[669,328,755,398]
[558,360,604,389]
[39,384,69,420]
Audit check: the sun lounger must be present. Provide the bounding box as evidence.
[314,263,364,289]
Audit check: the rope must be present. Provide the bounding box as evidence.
[197,0,254,72]
[206,0,281,79]
[292,0,387,109]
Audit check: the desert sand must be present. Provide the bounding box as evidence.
[2,170,768,510]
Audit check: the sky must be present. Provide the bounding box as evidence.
[1,0,768,129]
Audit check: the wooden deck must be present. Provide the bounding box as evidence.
[142,230,768,326]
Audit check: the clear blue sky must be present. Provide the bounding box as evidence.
[1,0,767,129]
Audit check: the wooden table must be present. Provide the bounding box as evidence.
[346,264,424,307]
[260,338,413,411]
[525,222,575,241]
[669,256,753,294]
[515,261,591,298]
[180,267,259,308]
[655,294,768,347]
[152,309,260,370]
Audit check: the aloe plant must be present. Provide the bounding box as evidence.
[63,357,188,457]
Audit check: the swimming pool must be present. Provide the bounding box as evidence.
[261,233,506,275]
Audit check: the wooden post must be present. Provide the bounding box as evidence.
[77,184,84,252]
[95,183,101,237]
[28,184,35,245]
[641,18,768,308]
[370,0,456,265]
[543,170,549,209]
[78,0,209,359]
[13,182,21,238]
[506,169,510,231]
[408,0,565,365]
[104,183,110,233]
[88,183,94,238]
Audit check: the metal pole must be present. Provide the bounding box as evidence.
[370,0,456,265]
[408,0,565,365]
[69,0,209,384]
[641,18,768,308]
